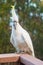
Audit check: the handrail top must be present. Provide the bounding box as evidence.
[20,54,43,65]
[0,53,43,65]
[0,53,20,63]
[0,53,20,58]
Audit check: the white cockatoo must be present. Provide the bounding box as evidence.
[10,5,35,56]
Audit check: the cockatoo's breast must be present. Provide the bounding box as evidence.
[16,34,25,43]
[11,24,25,44]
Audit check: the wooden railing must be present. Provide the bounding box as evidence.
[0,53,43,65]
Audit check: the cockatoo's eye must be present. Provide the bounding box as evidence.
[13,21,17,29]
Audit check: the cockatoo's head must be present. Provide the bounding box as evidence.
[10,5,19,29]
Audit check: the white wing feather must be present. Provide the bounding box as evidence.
[18,25,34,56]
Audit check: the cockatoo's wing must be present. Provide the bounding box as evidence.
[21,29,34,56]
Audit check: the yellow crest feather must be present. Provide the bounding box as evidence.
[11,5,15,9]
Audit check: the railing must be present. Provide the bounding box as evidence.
[0,53,43,65]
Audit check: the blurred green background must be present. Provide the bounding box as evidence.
[0,0,43,60]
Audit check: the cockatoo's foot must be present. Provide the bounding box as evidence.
[14,52,20,54]
[14,51,21,54]
[14,50,25,54]
[20,51,25,54]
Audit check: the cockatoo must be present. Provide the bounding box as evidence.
[10,5,35,56]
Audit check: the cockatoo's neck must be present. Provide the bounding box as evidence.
[12,22,20,30]
[17,22,22,29]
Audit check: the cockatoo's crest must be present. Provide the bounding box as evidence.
[11,5,19,22]
[11,5,15,10]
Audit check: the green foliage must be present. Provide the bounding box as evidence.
[0,21,16,53]
[0,0,43,60]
